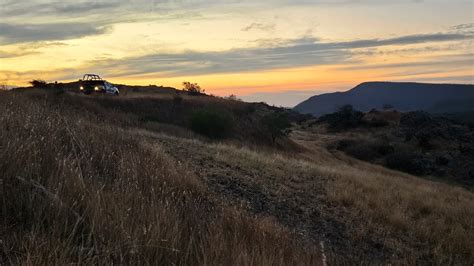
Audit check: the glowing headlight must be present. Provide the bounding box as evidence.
[94,86,100,91]
[80,86,84,90]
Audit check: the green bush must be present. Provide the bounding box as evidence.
[189,109,234,139]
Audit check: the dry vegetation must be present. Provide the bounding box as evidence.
[325,164,474,264]
[0,90,319,265]
[1,87,473,264]
[151,128,474,264]
[292,129,474,264]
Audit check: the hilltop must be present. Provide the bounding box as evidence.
[1,84,473,264]
[294,82,474,116]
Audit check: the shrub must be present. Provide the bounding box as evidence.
[0,81,8,91]
[336,139,356,150]
[385,151,434,176]
[319,104,364,131]
[261,112,292,144]
[183,81,205,95]
[346,144,380,161]
[29,79,48,88]
[337,139,394,161]
[368,117,390,127]
[417,132,433,150]
[226,94,241,101]
[189,109,234,139]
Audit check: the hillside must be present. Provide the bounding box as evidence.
[294,82,474,116]
[1,85,473,264]
[303,107,474,186]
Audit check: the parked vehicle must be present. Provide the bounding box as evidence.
[79,74,119,95]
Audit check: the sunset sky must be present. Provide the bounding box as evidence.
[1,0,473,106]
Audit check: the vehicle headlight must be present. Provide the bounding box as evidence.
[94,86,99,91]
[80,86,84,90]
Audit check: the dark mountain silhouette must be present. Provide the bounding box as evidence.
[294,82,474,116]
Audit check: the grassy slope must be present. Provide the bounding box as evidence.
[0,90,320,265]
[292,129,474,263]
[1,88,473,264]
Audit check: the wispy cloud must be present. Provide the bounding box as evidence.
[81,37,349,78]
[0,22,111,44]
[242,23,276,32]
[0,50,38,58]
[78,31,473,78]
[1,1,122,17]
[337,53,474,71]
[450,23,474,31]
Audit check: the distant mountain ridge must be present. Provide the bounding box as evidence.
[294,82,474,116]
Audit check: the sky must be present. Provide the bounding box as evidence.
[0,0,473,106]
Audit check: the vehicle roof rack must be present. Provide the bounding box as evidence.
[83,74,103,81]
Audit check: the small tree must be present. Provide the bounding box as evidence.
[226,94,241,101]
[183,82,205,95]
[319,104,364,131]
[0,81,8,91]
[262,112,292,144]
[29,79,47,88]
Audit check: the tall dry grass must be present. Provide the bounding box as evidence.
[0,91,320,265]
[3,88,472,264]
[134,128,474,263]
[324,162,474,264]
[293,129,474,264]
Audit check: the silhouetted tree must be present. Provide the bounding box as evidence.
[262,112,292,144]
[319,104,364,131]
[183,82,205,95]
[0,82,8,91]
[226,94,241,101]
[29,79,47,88]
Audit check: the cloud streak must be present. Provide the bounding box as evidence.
[1,1,122,17]
[0,22,111,44]
[242,23,276,32]
[81,32,473,78]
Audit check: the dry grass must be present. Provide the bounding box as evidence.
[0,91,320,265]
[293,129,474,264]
[324,162,474,263]
[134,124,474,263]
[3,88,473,264]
